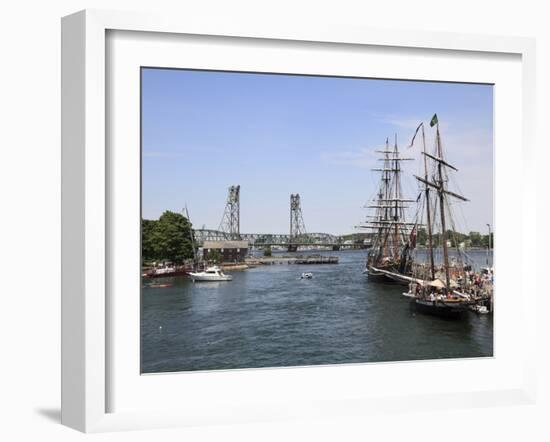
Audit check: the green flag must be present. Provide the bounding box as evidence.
[430,113,438,127]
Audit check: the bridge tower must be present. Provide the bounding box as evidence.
[289,193,307,252]
[219,185,241,240]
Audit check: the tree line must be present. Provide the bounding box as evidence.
[142,211,195,264]
[140,212,492,264]
[416,228,493,248]
[341,230,493,248]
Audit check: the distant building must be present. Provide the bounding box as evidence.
[203,240,249,263]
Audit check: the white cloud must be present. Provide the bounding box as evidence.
[375,114,450,138]
[319,146,381,169]
[379,116,424,130]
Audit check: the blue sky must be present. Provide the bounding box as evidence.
[141,68,493,235]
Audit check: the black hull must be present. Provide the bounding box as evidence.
[411,299,470,319]
[366,271,393,283]
[366,266,410,285]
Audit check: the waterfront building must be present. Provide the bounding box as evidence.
[203,240,249,263]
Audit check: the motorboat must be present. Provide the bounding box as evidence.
[301,272,313,279]
[143,261,188,278]
[150,262,176,275]
[470,304,490,315]
[189,266,233,282]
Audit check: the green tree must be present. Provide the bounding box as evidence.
[205,249,222,263]
[469,231,482,247]
[141,219,156,262]
[417,228,427,246]
[448,230,467,247]
[142,211,194,263]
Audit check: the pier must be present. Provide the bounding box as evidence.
[245,255,339,266]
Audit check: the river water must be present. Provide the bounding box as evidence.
[141,249,493,373]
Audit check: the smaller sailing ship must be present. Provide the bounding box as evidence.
[361,136,417,283]
[402,114,476,318]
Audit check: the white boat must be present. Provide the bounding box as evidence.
[147,262,176,276]
[301,272,313,279]
[189,266,233,282]
[153,265,176,275]
[470,304,490,314]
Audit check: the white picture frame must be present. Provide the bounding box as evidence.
[61,9,537,433]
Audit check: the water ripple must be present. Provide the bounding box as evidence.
[141,250,493,373]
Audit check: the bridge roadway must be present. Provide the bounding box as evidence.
[193,228,363,247]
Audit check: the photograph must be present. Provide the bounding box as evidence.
[1,0,543,438]
[140,68,494,374]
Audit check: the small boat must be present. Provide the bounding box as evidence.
[143,261,189,278]
[143,283,173,289]
[301,272,313,279]
[151,263,177,275]
[189,266,233,282]
[470,304,490,315]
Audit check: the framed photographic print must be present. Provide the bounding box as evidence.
[61,9,537,432]
[139,68,494,374]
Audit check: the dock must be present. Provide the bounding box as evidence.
[245,254,339,266]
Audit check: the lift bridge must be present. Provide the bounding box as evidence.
[192,185,348,251]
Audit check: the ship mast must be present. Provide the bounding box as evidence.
[368,138,414,259]
[361,137,415,267]
[370,138,392,262]
[435,122,451,291]
[184,205,198,268]
[393,134,400,258]
[383,138,391,259]
[420,124,436,280]
[414,115,469,289]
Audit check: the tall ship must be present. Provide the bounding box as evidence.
[401,114,478,318]
[361,136,417,283]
